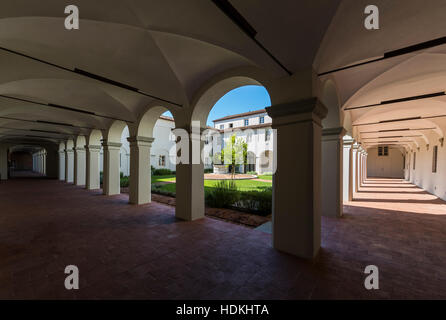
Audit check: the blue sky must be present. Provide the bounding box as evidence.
[162,85,271,127]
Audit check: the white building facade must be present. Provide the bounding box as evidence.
[204,109,275,175]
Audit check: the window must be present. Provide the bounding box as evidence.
[265,129,271,142]
[244,119,249,126]
[432,146,438,173]
[378,146,389,157]
[413,152,416,170]
[259,116,265,124]
[229,123,233,128]
[220,124,224,130]
[159,155,166,167]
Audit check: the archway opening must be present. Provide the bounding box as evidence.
[182,82,274,226]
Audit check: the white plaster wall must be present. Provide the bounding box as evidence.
[367,147,404,178]
[214,112,271,129]
[410,144,446,200]
[151,119,176,171]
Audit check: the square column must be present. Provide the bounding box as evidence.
[364,151,368,182]
[128,136,154,205]
[175,127,205,221]
[361,151,365,184]
[350,143,359,199]
[266,98,328,259]
[58,151,65,180]
[343,137,354,202]
[102,141,121,196]
[65,149,74,183]
[0,145,8,180]
[74,147,86,186]
[86,145,101,190]
[321,127,346,217]
[357,147,364,188]
[42,152,46,175]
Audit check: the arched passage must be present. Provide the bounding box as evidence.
[73,135,86,186]
[85,129,103,190]
[129,105,176,205]
[64,139,74,183]
[58,142,65,181]
[102,120,128,196]
[177,74,273,222]
[11,149,33,171]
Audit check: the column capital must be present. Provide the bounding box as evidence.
[322,127,346,141]
[64,149,74,153]
[101,140,122,149]
[74,147,85,151]
[343,135,355,147]
[266,97,328,128]
[127,136,155,146]
[85,145,101,150]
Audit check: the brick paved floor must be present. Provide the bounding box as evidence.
[0,177,445,299]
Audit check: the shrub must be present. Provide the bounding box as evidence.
[120,175,129,187]
[236,187,272,216]
[151,165,155,175]
[205,180,239,208]
[153,168,173,176]
[204,168,213,173]
[151,184,176,197]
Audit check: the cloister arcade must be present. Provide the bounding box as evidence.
[1,1,446,299]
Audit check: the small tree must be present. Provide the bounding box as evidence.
[221,134,247,179]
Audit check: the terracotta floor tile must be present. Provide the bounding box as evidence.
[0,177,445,299]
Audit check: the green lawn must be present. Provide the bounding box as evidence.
[257,174,272,180]
[152,175,271,194]
[204,179,271,191]
[151,175,176,183]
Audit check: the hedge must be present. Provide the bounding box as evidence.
[151,180,272,216]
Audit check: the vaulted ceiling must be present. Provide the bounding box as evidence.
[1,0,446,152]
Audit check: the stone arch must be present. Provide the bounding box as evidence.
[87,129,103,146]
[65,139,74,150]
[59,142,65,152]
[190,67,274,126]
[75,136,86,148]
[136,105,176,138]
[105,120,128,143]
